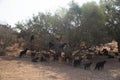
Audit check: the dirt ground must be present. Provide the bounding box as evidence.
[0,55,120,80]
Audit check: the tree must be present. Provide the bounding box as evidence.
[79,1,109,48]
[0,24,17,55]
[15,1,111,53]
[101,0,120,52]
[61,1,82,49]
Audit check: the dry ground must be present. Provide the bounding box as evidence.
[0,47,120,80]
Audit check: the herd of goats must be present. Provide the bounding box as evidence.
[18,41,120,71]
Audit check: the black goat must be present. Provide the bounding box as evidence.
[19,48,28,58]
[95,61,106,70]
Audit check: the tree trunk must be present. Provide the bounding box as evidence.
[117,41,120,53]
